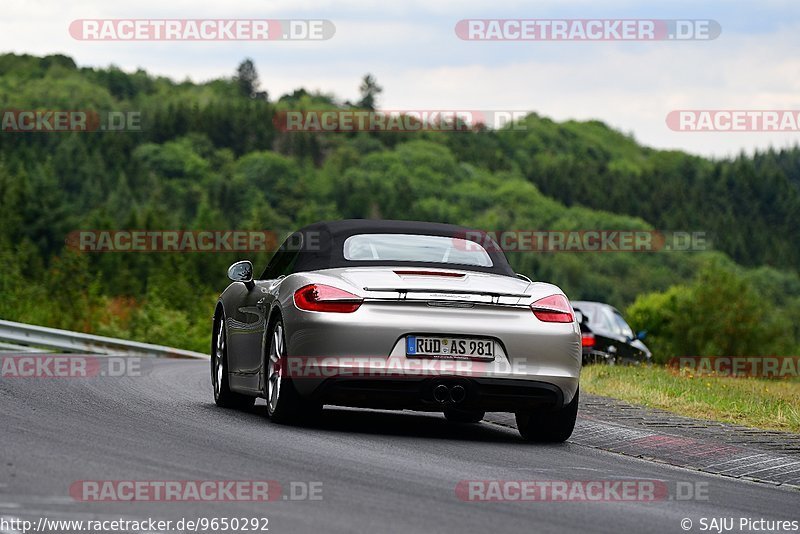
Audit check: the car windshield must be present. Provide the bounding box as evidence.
[343,233,493,267]
[575,303,615,332]
[612,311,634,339]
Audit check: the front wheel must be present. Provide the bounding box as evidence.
[515,388,579,443]
[265,320,320,424]
[212,314,255,410]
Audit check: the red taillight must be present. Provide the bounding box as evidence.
[581,333,595,348]
[530,294,574,323]
[294,284,363,313]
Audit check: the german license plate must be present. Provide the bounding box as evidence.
[406,335,495,360]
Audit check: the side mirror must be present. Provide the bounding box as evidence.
[636,330,647,341]
[227,260,254,289]
[574,310,584,324]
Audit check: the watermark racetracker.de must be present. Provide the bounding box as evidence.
[69,19,335,41]
[0,355,141,378]
[667,110,800,132]
[668,356,800,378]
[455,19,721,41]
[273,110,529,132]
[68,480,323,502]
[1,110,142,132]
[268,357,538,380]
[66,230,294,253]
[454,230,708,253]
[455,479,709,502]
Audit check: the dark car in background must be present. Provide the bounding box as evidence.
[571,301,651,365]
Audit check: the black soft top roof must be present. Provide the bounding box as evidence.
[261,219,515,278]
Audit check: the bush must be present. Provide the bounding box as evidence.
[626,259,793,364]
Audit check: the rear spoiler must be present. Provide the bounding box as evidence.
[363,287,530,299]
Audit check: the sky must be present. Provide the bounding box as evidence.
[2,0,799,158]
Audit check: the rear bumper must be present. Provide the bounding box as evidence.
[310,376,566,412]
[277,296,581,410]
[282,300,581,401]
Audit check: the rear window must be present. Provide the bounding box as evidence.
[343,233,493,267]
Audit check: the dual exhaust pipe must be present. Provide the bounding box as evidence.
[433,383,466,404]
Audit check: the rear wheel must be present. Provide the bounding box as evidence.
[212,314,255,410]
[515,388,579,443]
[443,408,485,424]
[266,320,320,424]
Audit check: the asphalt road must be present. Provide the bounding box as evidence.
[1,358,798,534]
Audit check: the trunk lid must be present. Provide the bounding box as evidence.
[332,267,533,306]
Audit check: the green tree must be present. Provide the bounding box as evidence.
[234,58,267,100]
[357,74,382,110]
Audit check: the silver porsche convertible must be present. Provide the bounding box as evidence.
[212,219,581,442]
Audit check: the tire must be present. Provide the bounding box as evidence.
[443,408,485,424]
[212,313,256,410]
[265,319,320,424]
[515,388,579,443]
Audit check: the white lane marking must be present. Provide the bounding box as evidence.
[747,460,800,477]
[705,453,768,469]
[717,455,787,474]
[777,463,800,476]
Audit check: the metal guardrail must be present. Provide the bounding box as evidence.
[0,319,209,359]
[0,341,42,353]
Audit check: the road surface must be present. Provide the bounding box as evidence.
[1,359,797,534]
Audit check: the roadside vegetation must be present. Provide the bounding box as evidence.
[582,365,800,432]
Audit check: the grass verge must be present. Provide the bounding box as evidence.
[581,365,800,433]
